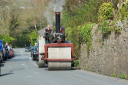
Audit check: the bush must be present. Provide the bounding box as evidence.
[120,74,127,79]
[120,2,128,20]
[98,2,114,22]
[74,60,79,67]
[111,73,117,77]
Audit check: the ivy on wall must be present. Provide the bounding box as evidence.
[65,23,94,57]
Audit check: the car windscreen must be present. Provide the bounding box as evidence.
[25,47,29,49]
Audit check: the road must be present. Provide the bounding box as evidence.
[0,48,128,85]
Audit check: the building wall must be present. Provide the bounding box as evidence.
[79,20,128,76]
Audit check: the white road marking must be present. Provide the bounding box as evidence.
[21,64,27,67]
[29,57,37,66]
[20,49,38,75]
[21,50,37,66]
[21,51,25,59]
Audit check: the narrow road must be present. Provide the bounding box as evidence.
[0,48,128,85]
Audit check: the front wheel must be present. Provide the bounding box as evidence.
[37,55,45,68]
[0,54,3,63]
[36,56,39,65]
[0,58,3,63]
[32,55,35,61]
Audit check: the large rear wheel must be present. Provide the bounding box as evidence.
[37,40,45,68]
[37,55,45,68]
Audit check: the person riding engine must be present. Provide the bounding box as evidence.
[41,25,53,43]
[44,25,52,34]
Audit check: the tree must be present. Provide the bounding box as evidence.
[0,0,20,37]
[30,31,38,46]
[2,35,15,43]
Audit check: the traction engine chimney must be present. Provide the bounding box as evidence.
[55,12,60,33]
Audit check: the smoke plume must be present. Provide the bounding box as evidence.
[54,0,65,12]
[43,2,54,26]
[43,0,65,26]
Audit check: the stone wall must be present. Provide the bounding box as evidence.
[79,20,128,76]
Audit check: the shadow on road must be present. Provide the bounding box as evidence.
[10,59,28,62]
[71,67,80,70]
[1,73,13,77]
[45,67,80,71]
[0,63,4,67]
[9,68,25,73]
[2,61,6,63]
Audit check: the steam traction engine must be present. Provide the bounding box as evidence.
[37,12,75,70]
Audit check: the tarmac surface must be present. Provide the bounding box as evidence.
[0,48,128,85]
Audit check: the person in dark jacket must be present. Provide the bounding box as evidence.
[5,43,9,59]
[41,25,52,35]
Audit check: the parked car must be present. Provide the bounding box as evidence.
[3,45,8,60]
[30,46,34,51]
[9,48,15,58]
[31,45,38,61]
[2,46,5,60]
[0,52,3,62]
[25,47,31,52]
